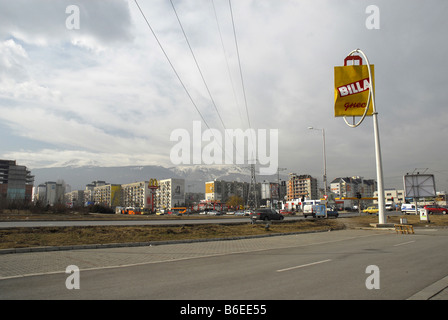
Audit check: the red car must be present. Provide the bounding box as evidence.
[423,205,447,215]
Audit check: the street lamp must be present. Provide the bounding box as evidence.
[308,127,327,197]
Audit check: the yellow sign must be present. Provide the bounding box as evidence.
[334,64,374,117]
[149,179,158,187]
[205,182,214,194]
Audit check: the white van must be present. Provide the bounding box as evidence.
[303,204,315,218]
[401,203,418,215]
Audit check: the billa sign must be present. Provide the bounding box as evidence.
[334,64,374,117]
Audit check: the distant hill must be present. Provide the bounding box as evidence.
[31,164,286,193]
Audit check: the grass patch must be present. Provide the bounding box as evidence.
[1,214,447,250]
[0,219,344,249]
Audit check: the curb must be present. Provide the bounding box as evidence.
[407,275,448,300]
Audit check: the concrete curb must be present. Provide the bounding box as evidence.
[407,275,448,300]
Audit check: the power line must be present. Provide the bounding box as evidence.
[169,0,245,163]
[211,0,245,129]
[229,0,252,133]
[134,0,211,130]
[169,0,227,132]
[228,0,256,161]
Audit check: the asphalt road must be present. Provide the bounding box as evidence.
[1,228,447,300]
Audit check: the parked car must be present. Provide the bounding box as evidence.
[363,206,379,215]
[423,205,447,215]
[208,210,223,216]
[250,208,284,221]
[235,210,245,216]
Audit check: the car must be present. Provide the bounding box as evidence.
[234,210,246,216]
[326,208,339,218]
[363,206,379,214]
[423,205,448,215]
[250,208,284,221]
[208,210,223,215]
[244,210,254,216]
[279,209,294,215]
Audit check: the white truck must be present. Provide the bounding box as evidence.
[401,203,419,215]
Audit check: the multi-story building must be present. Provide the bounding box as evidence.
[93,184,121,207]
[287,174,318,201]
[34,181,65,206]
[0,159,34,203]
[205,180,260,205]
[155,178,185,210]
[373,189,405,208]
[331,176,377,207]
[121,181,152,208]
[84,181,106,205]
[65,190,85,207]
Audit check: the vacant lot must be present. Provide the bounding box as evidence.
[0,212,447,250]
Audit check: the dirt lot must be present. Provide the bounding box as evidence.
[0,212,447,250]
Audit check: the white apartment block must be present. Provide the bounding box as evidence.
[155,178,185,210]
[121,181,152,208]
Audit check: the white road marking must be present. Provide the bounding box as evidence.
[276,259,332,272]
[393,240,416,247]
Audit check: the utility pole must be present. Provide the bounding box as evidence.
[246,161,258,209]
[277,167,287,209]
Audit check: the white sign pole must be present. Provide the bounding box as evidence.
[343,49,386,225]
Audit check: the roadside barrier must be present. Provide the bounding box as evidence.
[394,224,414,234]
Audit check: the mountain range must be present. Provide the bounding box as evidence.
[31,164,287,193]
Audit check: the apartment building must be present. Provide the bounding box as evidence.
[287,174,318,201]
[93,184,121,207]
[331,176,376,198]
[0,159,34,203]
[121,181,151,208]
[205,180,260,205]
[84,181,106,205]
[373,189,405,207]
[155,178,185,210]
[65,190,85,207]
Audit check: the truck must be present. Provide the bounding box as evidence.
[401,203,419,215]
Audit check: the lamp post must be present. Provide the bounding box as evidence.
[308,127,327,197]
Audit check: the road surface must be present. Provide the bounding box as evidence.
[1,228,447,301]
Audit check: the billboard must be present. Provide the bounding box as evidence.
[334,64,374,117]
[403,174,436,198]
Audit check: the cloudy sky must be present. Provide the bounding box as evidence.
[0,0,447,191]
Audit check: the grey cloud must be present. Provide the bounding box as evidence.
[0,0,133,45]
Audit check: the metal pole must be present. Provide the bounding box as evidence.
[322,128,327,197]
[346,49,386,225]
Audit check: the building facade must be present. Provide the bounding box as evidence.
[373,189,405,208]
[0,159,34,203]
[155,178,185,210]
[205,180,260,205]
[93,184,122,207]
[65,190,85,207]
[121,181,151,208]
[287,174,318,201]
